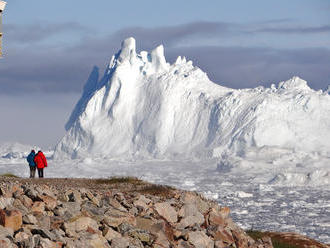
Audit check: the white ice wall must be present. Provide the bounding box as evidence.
[54,38,330,160]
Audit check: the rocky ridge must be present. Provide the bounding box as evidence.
[0,177,326,248]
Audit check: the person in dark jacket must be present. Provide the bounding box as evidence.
[26,150,36,178]
[34,150,47,178]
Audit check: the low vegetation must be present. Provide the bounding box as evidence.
[246,230,322,248]
[0,173,19,178]
[137,184,175,198]
[94,176,143,185]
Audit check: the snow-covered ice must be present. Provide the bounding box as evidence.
[54,37,330,163]
[1,37,330,243]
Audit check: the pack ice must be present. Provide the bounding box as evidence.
[54,37,330,184]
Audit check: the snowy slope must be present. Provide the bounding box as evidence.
[54,37,330,161]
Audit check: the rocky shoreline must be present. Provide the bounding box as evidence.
[0,177,327,248]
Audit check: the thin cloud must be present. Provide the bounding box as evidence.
[257,25,330,34]
[6,22,91,44]
[258,18,294,24]
[1,21,329,95]
[111,21,233,48]
[169,46,330,90]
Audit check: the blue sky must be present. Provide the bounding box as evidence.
[1,0,330,147]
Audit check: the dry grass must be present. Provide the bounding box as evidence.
[247,230,298,248]
[246,230,328,248]
[137,184,175,198]
[94,177,143,185]
[0,173,20,178]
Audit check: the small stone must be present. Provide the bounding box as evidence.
[129,206,139,216]
[0,197,14,209]
[63,189,82,204]
[18,195,33,208]
[211,226,234,244]
[111,236,130,248]
[57,202,81,220]
[154,230,171,248]
[31,228,56,241]
[12,184,24,198]
[208,208,226,227]
[50,216,64,230]
[14,231,30,244]
[36,215,51,229]
[135,217,156,233]
[133,195,151,211]
[86,191,100,207]
[219,207,230,219]
[103,226,122,241]
[174,229,189,240]
[39,237,59,248]
[0,209,22,231]
[31,201,45,214]
[128,229,151,244]
[103,213,136,228]
[178,203,200,218]
[117,223,135,234]
[177,203,204,228]
[177,240,194,248]
[64,216,98,237]
[25,188,40,201]
[0,225,14,238]
[188,231,214,248]
[109,198,127,212]
[128,237,144,248]
[40,195,57,211]
[0,238,12,248]
[81,201,105,221]
[86,233,110,248]
[52,229,66,244]
[23,214,38,225]
[214,240,226,248]
[154,202,177,223]
[11,199,28,216]
[177,215,205,229]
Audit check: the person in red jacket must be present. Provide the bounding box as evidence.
[34,150,47,178]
